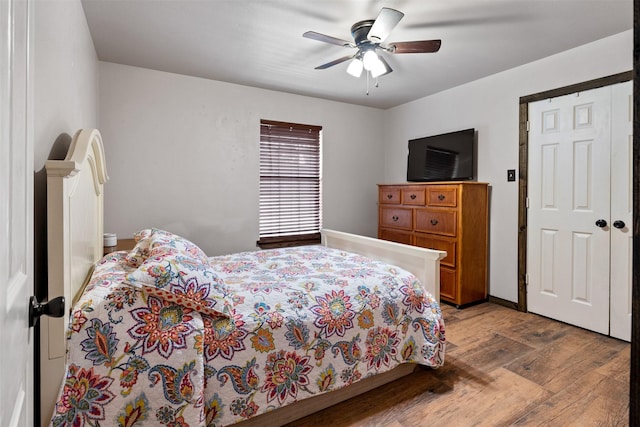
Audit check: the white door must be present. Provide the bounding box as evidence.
[610,80,633,341]
[0,0,34,426]
[527,82,632,341]
[527,86,612,335]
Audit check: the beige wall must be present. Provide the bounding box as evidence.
[32,0,98,422]
[98,62,385,256]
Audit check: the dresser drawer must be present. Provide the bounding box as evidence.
[380,207,412,230]
[439,267,457,302]
[379,187,401,204]
[426,186,458,207]
[401,188,425,205]
[415,209,457,236]
[379,228,413,245]
[414,235,456,267]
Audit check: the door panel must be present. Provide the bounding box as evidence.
[527,86,611,335]
[528,82,632,341]
[610,80,633,341]
[0,0,33,426]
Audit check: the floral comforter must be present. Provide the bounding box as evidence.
[51,244,445,427]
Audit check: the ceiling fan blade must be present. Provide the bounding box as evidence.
[314,54,355,70]
[303,31,355,48]
[367,7,404,43]
[389,40,442,54]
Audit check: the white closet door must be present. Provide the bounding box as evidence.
[610,80,633,341]
[0,0,34,426]
[527,86,612,335]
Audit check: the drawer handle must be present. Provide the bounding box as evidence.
[392,216,399,222]
[438,194,445,201]
[387,194,393,200]
[410,194,416,200]
[430,219,439,226]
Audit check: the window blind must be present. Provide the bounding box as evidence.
[259,120,322,244]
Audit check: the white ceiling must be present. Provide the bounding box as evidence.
[81,0,633,110]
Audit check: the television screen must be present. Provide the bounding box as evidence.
[407,128,475,182]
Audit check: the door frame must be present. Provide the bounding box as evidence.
[631,4,639,421]
[517,70,632,313]
[517,67,636,423]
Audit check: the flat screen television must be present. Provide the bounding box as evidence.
[407,128,476,182]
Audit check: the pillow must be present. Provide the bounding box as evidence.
[124,229,151,267]
[125,228,209,268]
[125,229,230,318]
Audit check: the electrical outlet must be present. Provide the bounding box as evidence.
[507,169,516,182]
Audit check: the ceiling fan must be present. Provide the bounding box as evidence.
[303,7,441,79]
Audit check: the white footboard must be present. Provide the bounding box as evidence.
[321,229,445,301]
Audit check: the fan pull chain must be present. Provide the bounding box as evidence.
[366,71,370,96]
[364,72,382,96]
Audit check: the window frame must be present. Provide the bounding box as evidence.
[257,119,322,249]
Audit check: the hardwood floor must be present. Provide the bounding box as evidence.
[285,302,630,427]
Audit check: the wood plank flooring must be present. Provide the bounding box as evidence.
[285,302,630,427]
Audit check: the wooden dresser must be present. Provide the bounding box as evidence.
[378,182,489,307]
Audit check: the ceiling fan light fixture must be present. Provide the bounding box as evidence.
[347,58,363,77]
[362,49,379,71]
[370,58,390,78]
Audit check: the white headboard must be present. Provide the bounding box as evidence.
[41,128,108,422]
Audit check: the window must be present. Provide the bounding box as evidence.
[258,120,322,249]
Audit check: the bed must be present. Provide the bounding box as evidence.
[41,128,447,426]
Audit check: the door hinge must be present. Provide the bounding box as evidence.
[525,197,530,208]
[526,121,530,132]
[525,273,529,285]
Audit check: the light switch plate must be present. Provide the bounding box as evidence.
[507,169,516,182]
